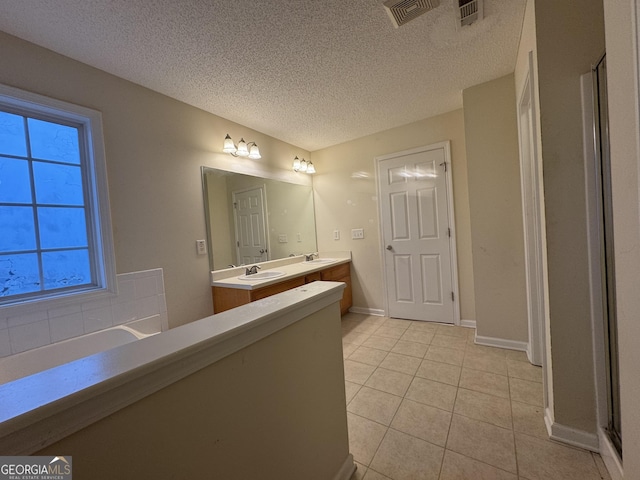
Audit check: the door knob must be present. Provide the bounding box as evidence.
[386,245,393,251]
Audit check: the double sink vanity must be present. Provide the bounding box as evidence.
[211,252,352,314]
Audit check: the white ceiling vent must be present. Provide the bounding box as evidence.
[383,0,441,28]
[457,0,484,27]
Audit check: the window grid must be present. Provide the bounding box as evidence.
[0,107,94,301]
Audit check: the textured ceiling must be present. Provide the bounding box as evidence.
[0,0,526,151]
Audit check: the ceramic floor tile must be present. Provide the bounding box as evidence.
[370,428,444,480]
[447,414,517,473]
[344,360,377,385]
[390,340,429,358]
[431,334,468,350]
[362,469,391,480]
[399,329,435,345]
[465,344,507,358]
[407,321,439,333]
[345,381,363,404]
[379,352,422,376]
[416,359,461,386]
[362,335,399,351]
[365,367,414,396]
[462,350,508,375]
[515,433,602,480]
[459,368,510,399]
[439,450,517,480]
[436,324,469,338]
[349,346,389,367]
[343,342,358,358]
[343,330,372,346]
[511,401,548,439]
[504,349,529,363]
[454,388,512,429]
[348,386,402,426]
[405,376,458,411]
[507,359,543,383]
[382,318,413,329]
[374,325,408,339]
[347,412,388,466]
[424,345,465,366]
[352,462,367,480]
[390,398,452,447]
[509,377,544,407]
[353,322,385,335]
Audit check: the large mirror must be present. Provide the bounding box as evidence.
[202,167,318,270]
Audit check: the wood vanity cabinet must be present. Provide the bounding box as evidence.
[212,262,352,314]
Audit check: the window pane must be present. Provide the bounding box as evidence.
[42,249,91,289]
[33,161,84,205]
[0,253,40,296]
[0,206,36,252]
[0,156,32,203]
[0,111,27,157]
[38,207,88,249]
[28,118,80,165]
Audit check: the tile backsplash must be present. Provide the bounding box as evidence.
[0,268,168,358]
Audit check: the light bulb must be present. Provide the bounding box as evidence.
[236,138,249,157]
[223,134,236,154]
[293,156,301,171]
[306,162,316,174]
[248,144,261,159]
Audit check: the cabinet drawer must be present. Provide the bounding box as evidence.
[320,262,351,281]
[251,276,306,301]
[305,272,322,283]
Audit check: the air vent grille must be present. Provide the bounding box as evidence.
[458,0,483,27]
[383,0,441,28]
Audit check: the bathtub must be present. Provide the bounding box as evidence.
[0,315,162,385]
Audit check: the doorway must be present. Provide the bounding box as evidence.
[376,142,459,323]
[232,186,269,266]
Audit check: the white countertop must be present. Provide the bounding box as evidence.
[211,251,352,290]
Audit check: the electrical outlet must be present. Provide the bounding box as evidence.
[296,233,302,242]
[351,228,364,239]
[333,230,340,241]
[196,239,207,255]
[278,234,288,243]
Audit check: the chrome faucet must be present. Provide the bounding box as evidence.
[305,253,318,262]
[245,265,261,275]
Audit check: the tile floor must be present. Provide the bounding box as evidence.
[342,313,612,480]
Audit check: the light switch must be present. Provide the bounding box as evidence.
[196,239,207,255]
[351,228,364,239]
[278,234,288,243]
[296,233,302,242]
[333,230,340,240]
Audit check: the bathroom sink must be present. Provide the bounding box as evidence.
[306,258,338,264]
[237,271,286,280]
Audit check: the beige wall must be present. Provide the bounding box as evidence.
[312,110,475,320]
[603,0,640,474]
[0,31,309,328]
[462,74,528,343]
[534,0,604,434]
[37,303,352,479]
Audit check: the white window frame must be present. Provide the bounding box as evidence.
[0,84,117,316]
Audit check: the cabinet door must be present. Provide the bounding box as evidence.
[320,263,351,281]
[305,272,322,283]
[251,277,306,301]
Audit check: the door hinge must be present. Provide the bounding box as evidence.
[233,202,238,209]
[447,227,451,237]
[451,291,455,302]
[440,161,447,172]
[237,241,240,247]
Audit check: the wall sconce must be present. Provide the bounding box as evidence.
[293,156,316,174]
[223,134,261,159]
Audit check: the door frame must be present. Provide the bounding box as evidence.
[231,185,270,264]
[516,53,546,367]
[375,141,460,325]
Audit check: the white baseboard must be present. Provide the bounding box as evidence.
[543,407,599,451]
[348,306,385,316]
[598,427,623,480]
[474,335,528,352]
[460,319,476,329]
[333,454,356,480]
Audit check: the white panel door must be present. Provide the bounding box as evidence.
[232,187,268,265]
[378,143,455,323]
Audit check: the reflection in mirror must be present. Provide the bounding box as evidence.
[202,167,318,270]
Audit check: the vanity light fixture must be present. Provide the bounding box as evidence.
[293,156,315,174]
[223,134,261,159]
